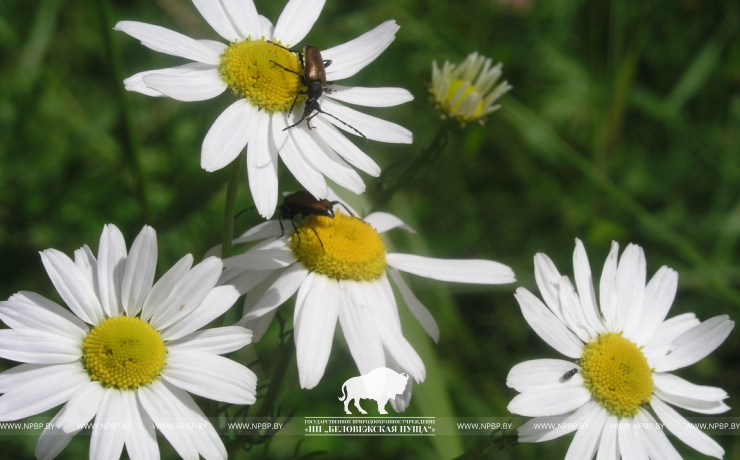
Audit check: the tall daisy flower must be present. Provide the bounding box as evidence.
[431,52,511,124]
[0,224,256,460]
[115,0,413,218]
[219,192,516,390]
[507,239,733,459]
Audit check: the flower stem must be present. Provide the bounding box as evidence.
[222,152,244,260]
[94,0,151,220]
[256,316,295,419]
[374,119,456,209]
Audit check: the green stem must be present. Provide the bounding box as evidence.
[222,152,244,260]
[256,328,295,419]
[374,119,456,209]
[94,0,151,220]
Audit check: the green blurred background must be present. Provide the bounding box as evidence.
[1,0,739,458]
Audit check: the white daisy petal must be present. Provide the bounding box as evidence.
[149,257,222,331]
[56,381,105,433]
[0,363,87,421]
[636,410,683,460]
[273,0,326,46]
[241,304,277,343]
[385,353,413,413]
[533,252,564,321]
[191,0,240,41]
[599,241,620,331]
[123,391,159,460]
[221,267,275,296]
[651,396,724,459]
[159,285,240,341]
[142,67,227,102]
[202,99,256,172]
[293,127,365,194]
[596,415,620,460]
[259,15,274,38]
[294,273,339,389]
[0,292,87,341]
[506,359,580,393]
[121,226,157,317]
[40,248,104,325]
[615,243,646,336]
[364,212,414,234]
[162,352,257,405]
[222,0,262,39]
[652,315,733,372]
[248,111,280,218]
[514,288,584,359]
[137,382,199,460]
[320,98,412,144]
[123,63,215,97]
[233,220,284,244]
[557,277,595,342]
[196,39,228,54]
[631,266,678,346]
[368,277,426,382]
[222,246,296,270]
[337,280,385,374]
[36,411,78,460]
[167,326,253,355]
[387,253,515,284]
[517,413,576,443]
[140,254,193,322]
[387,268,439,342]
[617,420,649,460]
[74,244,98,288]
[273,113,328,199]
[645,312,699,352]
[309,116,381,176]
[97,224,127,318]
[90,390,126,460]
[241,263,309,322]
[114,21,221,65]
[507,385,592,417]
[564,403,608,460]
[323,20,399,81]
[326,86,414,107]
[572,239,605,335]
[0,329,82,364]
[653,373,730,414]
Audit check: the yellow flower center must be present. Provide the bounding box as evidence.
[290,211,387,281]
[580,332,654,418]
[82,316,167,389]
[442,79,484,120]
[219,39,305,112]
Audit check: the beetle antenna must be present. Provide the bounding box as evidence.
[330,201,355,217]
[234,206,256,220]
[299,215,324,249]
[317,109,368,145]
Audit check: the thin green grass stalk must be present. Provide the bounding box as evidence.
[504,98,740,308]
[94,0,151,220]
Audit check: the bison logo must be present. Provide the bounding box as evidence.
[338,367,409,415]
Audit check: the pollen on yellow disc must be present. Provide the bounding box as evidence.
[443,79,484,121]
[290,211,387,281]
[82,316,167,389]
[580,332,654,418]
[219,39,304,112]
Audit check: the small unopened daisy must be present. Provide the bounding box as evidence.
[507,239,733,459]
[115,0,413,218]
[431,52,511,124]
[219,192,515,389]
[0,224,256,460]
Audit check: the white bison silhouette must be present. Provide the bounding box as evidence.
[338,367,409,414]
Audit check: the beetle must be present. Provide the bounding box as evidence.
[561,368,578,381]
[268,43,367,143]
[277,190,355,249]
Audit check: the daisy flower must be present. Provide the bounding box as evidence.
[115,0,413,218]
[0,224,256,460]
[431,52,511,124]
[507,239,734,459]
[218,192,516,390]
